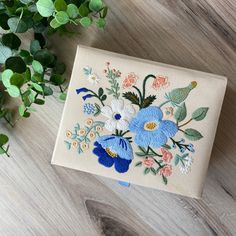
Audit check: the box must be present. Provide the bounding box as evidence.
[52,45,227,198]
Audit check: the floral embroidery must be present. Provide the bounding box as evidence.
[83,66,100,84]
[101,99,136,131]
[152,75,169,90]
[66,63,209,180]
[122,72,139,89]
[93,135,133,173]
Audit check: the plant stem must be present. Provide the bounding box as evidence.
[132,85,143,107]
[178,118,193,128]
[87,89,105,106]
[159,100,170,108]
[142,74,156,101]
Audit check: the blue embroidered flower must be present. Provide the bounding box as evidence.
[93,135,133,173]
[76,87,89,94]
[83,103,95,115]
[129,106,178,148]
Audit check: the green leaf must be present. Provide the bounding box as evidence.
[8,17,28,33]
[151,167,156,175]
[122,92,140,106]
[144,168,150,175]
[32,60,44,74]
[162,175,168,185]
[174,102,187,122]
[54,0,67,11]
[162,144,171,149]
[7,85,20,97]
[184,128,203,141]
[78,3,89,17]
[141,95,156,108]
[0,134,9,146]
[2,33,21,50]
[31,73,43,83]
[192,107,209,121]
[98,87,104,97]
[50,18,62,29]
[96,18,106,28]
[0,46,12,64]
[20,0,33,4]
[30,40,41,55]
[101,6,108,18]
[59,92,67,101]
[67,4,78,18]
[89,0,102,11]
[43,86,53,96]
[32,83,43,92]
[5,57,27,73]
[50,74,65,85]
[36,0,55,17]
[34,49,54,66]
[55,11,69,25]
[34,98,45,105]
[20,50,30,58]
[53,62,66,75]
[18,104,25,116]
[1,69,13,88]
[0,13,10,30]
[79,17,92,27]
[101,94,107,101]
[10,73,24,88]
[135,161,142,167]
[174,154,180,166]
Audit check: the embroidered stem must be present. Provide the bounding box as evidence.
[142,74,156,100]
[132,85,143,107]
[178,118,193,128]
[87,89,105,106]
[159,100,170,108]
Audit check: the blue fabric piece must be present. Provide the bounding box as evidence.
[76,87,89,94]
[93,135,133,173]
[118,181,130,187]
[82,94,93,101]
[129,106,178,148]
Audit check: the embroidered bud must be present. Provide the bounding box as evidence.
[76,87,89,94]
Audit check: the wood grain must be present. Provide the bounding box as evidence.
[1,0,236,235]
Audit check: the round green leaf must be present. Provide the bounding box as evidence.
[54,0,67,11]
[32,60,44,74]
[59,92,67,101]
[1,69,13,88]
[5,57,27,73]
[50,74,65,85]
[31,73,43,83]
[10,73,24,88]
[89,0,102,11]
[34,98,45,105]
[7,85,20,97]
[8,17,28,33]
[36,0,55,17]
[101,6,108,18]
[53,62,66,75]
[34,49,54,66]
[174,102,187,122]
[19,104,26,117]
[79,17,92,27]
[30,40,41,55]
[0,46,12,64]
[192,107,209,121]
[67,4,78,18]
[43,86,53,96]
[0,13,10,30]
[32,82,43,92]
[20,50,30,58]
[0,134,9,145]
[78,3,89,17]
[55,11,69,24]
[2,33,21,50]
[50,18,61,29]
[96,18,106,28]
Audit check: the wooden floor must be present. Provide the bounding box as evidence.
[1,0,236,235]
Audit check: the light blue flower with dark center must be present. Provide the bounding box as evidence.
[93,135,133,173]
[129,106,178,148]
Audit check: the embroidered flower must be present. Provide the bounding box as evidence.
[66,130,72,138]
[93,135,133,173]
[95,125,103,132]
[122,72,139,89]
[164,107,174,118]
[129,106,178,148]
[85,118,93,127]
[83,66,100,84]
[72,140,78,148]
[83,103,95,115]
[81,142,89,151]
[89,131,96,140]
[78,129,86,136]
[160,165,172,177]
[179,156,193,174]
[161,148,173,163]
[152,75,169,90]
[143,157,154,168]
[101,99,136,131]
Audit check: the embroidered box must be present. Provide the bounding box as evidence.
[52,45,227,198]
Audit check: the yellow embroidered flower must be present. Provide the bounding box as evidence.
[72,140,78,147]
[89,131,96,140]
[81,142,89,150]
[78,129,86,136]
[85,118,93,127]
[95,125,103,132]
[66,130,72,138]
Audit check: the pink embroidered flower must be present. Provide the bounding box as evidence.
[161,148,173,163]
[160,165,172,177]
[122,72,139,89]
[143,157,154,168]
[152,75,169,90]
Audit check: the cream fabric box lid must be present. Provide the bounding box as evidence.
[52,45,227,198]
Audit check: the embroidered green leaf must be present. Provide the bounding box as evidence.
[174,102,186,122]
[184,128,203,141]
[122,92,139,106]
[135,152,146,157]
[64,141,71,150]
[98,87,104,97]
[141,95,156,108]
[94,103,101,116]
[162,175,168,185]
[174,154,180,166]
[151,167,156,175]
[192,107,209,121]
[135,161,142,167]
[162,144,171,149]
[144,168,150,175]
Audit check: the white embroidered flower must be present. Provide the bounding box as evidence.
[179,156,194,174]
[83,66,100,84]
[101,99,136,131]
